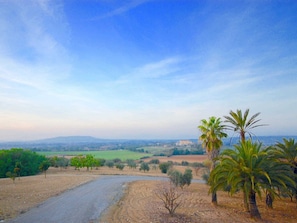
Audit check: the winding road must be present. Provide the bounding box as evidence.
[7,175,168,223]
[8,175,204,223]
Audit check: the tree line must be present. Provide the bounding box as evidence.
[0,148,48,178]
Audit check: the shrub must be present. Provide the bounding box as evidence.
[116,163,125,170]
[6,171,17,183]
[98,158,106,166]
[126,159,137,169]
[113,158,121,163]
[181,161,189,166]
[168,169,193,189]
[155,182,183,216]
[139,162,150,172]
[105,160,114,168]
[150,159,160,164]
[159,162,172,174]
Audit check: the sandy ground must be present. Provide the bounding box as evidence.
[1,156,297,223]
[101,181,297,223]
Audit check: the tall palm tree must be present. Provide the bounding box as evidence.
[209,140,295,219]
[223,108,266,210]
[198,116,227,205]
[224,109,266,143]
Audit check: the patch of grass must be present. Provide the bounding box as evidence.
[38,150,153,160]
[138,146,173,154]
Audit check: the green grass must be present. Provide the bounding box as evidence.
[138,146,173,154]
[37,150,153,161]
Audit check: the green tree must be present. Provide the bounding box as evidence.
[84,154,96,171]
[127,159,137,169]
[210,140,295,219]
[39,160,50,178]
[168,169,193,189]
[159,162,172,174]
[198,116,227,205]
[139,162,150,172]
[224,109,265,210]
[272,138,297,202]
[70,155,84,170]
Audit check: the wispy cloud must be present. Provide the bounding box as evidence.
[132,57,182,79]
[92,0,153,20]
[0,0,70,91]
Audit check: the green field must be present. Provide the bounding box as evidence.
[138,146,173,154]
[37,150,153,161]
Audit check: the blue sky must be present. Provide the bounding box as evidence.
[1,0,297,141]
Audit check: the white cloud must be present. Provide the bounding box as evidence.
[92,0,154,20]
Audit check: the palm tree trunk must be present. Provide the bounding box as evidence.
[266,192,273,209]
[243,190,249,212]
[212,191,218,205]
[210,158,218,205]
[249,190,261,219]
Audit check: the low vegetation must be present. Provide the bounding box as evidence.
[168,168,193,189]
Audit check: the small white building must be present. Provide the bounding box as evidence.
[176,140,193,146]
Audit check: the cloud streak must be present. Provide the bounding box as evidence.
[92,0,153,20]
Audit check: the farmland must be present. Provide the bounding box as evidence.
[37,150,153,160]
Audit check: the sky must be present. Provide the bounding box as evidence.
[0,0,297,141]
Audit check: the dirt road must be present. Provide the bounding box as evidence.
[7,175,171,223]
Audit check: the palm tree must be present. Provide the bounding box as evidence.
[272,138,297,201]
[224,109,266,143]
[209,140,295,219]
[223,108,266,210]
[261,155,295,208]
[198,116,227,205]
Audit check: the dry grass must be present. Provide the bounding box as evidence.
[1,155,297,223]
[101,181,297,223]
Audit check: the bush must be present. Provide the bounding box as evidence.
[139,162,150,172]
[98,158,106,166]
[116,163,125,170]
[159,162,172,174]
[155,182,183,216]
[105,160,114,168]
[6,171,17,183]
[182,169,193,187]
[181,161,189,166]
[168,169,193,189]
[126,159,137,169]
[113,158,121,163]
[150,159,160,164]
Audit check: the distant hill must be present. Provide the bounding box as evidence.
[0,135,296,151]
[33,136,110,144]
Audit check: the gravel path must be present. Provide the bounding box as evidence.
[7,175,172,223]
